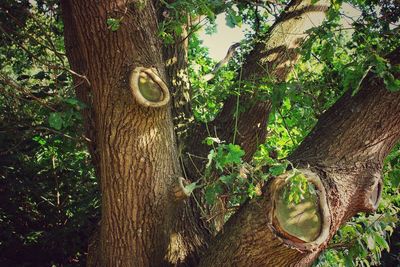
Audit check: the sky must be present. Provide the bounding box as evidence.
[199,14,249,61]
[199,3,362,61]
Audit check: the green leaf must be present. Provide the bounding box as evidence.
[224,144,245,164]
[204,184,223,205]
[220,175,234,185]
[184,182,198,195]
[370,54,388,76]
[49,112,63,130]
[64,98,79,106]
[206,149,215,169]
[344,254,354,267]
[214,183,223,194]
[343,65,370,96]
[374,233,389,251]
[64,98,86,110]
[33,136,46,146]
[269,163,288,176]
[383,72,400,92]
[366,235,375,250]
[107,18,121,31]
[201,4,216,21]
[225,9,242,28]
[205,186,217,205]
[204,137,221,146]
[389,169,400,187]
[247,183,258,199]
[271,85,287,110]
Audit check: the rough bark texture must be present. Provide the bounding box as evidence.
[157,12,213,266]
[199,48,400,266]
[163,26,193,146]
[61,1,212,265]
[61,1,183,265]
[199,187,321,267]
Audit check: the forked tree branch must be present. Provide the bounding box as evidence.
[184,0,331,180]
[199,46,400,267]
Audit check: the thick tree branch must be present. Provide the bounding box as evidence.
[165,1,332,262]
[185,0,330,178]
[290,47,400,167]
[156,0,336,264]
[199,47,400,266]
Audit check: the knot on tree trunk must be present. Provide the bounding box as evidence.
[268,169,331,251]
[130,67,170,108]
[332,166,384,217]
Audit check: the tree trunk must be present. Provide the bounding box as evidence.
[60,1,186,265]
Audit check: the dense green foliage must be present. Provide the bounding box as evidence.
[0,2,99,265]
[0,0,399,266]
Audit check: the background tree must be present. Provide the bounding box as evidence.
[0,0,399,266]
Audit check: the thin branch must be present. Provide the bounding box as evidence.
[277,107,297,146]
[0,72,57,111]
[0,6,67,62]
[34,126,92,142]
[234,0,287,8]
[0,23,91,86]
[178,16,208,45]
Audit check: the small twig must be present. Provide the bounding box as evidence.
[0,24,91,86]
[277,107,296,146]
[34,126,92,142]
[186,152,208,160]
[178,16,208,45]
[0,72,57,111]
[232,52,244,144]
[186,153,205,177]
[328,240,355,250]
[179,155,189,180]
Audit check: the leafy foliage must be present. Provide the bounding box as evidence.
[0,2,99,266]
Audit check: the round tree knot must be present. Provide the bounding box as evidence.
[268,169,331,251]
[129,67,170,108]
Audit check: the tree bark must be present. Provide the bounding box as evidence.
[162,24,193,146]
[61,1,186,265]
